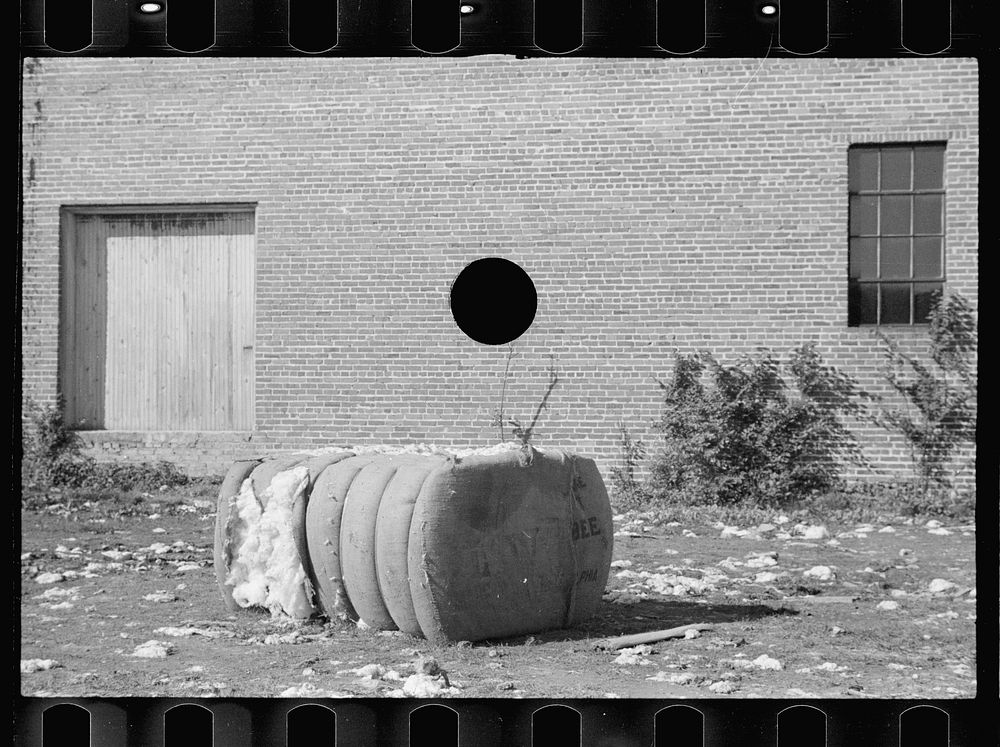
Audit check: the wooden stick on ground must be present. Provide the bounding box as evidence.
[593,624,713,651]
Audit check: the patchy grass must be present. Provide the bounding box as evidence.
[613,482,975,529]
[21,486,975,699]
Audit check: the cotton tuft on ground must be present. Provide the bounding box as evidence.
[21,480,975,698]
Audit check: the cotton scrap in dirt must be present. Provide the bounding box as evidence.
[928,578,958,594]
[610,560,633,569]
[42,601,74,610]
[708,680,738,693]
[101,550,133,561]
[154,626,227,639]
[724,655,782,671]
[34,586,80,599]
[647,671,695,684]
[352,664,388,679]
[928,527,953,536]
[278,683,350,698]
[34,572,65,584]
[751,655,783,670]
[391,673,460,697]
[877,601,900,611]
[131,640,174,658]
[803,566,835,581]
[801,525,830,539]
[745,553,778,569]
[143,591,178,603]
[613,646,656,666]
[21,659,60,673]
[617,568,726,596]
[754,571,785,583]
[814,662,850,672]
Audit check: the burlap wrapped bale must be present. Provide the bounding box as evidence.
[406,447,613,643]
[214,445,613,642]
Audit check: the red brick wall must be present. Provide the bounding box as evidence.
[21,58,979,485]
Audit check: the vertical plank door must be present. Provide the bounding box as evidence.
[64,210,255,431]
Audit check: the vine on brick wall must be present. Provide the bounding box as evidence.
[876,292,977,493]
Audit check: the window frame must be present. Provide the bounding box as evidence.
[847,142,947,327]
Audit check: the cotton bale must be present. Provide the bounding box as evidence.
[214,444,614,642]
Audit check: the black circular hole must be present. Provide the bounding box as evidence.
[450,258,537,345]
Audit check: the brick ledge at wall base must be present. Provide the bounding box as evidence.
[213,445,614,644]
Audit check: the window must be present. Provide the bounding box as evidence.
[848,143,945,325]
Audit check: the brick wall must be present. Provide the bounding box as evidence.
[21,58,978,485]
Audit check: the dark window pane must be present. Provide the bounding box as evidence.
[848,282,877,326]
[881,284,911,324]
[880,238,911,279]
[850,195,878,235]
[880,148,912,190]
[848,149,879,192]
[849,238,877,279]
[914,282,944,323]
[913,237,943,278]
[881,195,911,235]
[914,146,945,190]
[914,194,943,234]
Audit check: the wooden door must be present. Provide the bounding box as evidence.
[61,209,255,430]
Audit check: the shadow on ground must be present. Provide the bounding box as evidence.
[479,598,797,646]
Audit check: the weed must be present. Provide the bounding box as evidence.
[608,420,649,510]
[21,395,189,495]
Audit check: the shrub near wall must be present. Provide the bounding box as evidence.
[647,344,869,507]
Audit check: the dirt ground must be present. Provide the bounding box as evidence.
[20,492,976,699]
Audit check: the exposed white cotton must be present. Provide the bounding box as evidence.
[298,442,530,459]
[226,468,317,619]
